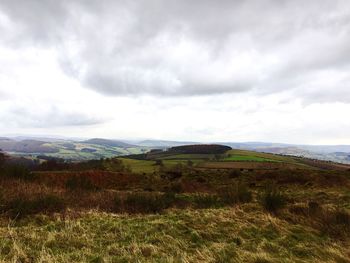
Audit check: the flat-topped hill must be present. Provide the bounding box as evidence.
[122,145,350,173]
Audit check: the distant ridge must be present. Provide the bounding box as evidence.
[83,138,135,148]
[0,137,12,141]
[137,140,199,147]
[1,136,350,163]
[0,138,58,153]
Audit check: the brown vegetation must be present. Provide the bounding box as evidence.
[0,155,350,242]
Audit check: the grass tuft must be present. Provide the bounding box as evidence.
[260,183,286,213]
[218,181,252,205]
[192,193,223,209]
[114,192,176,213]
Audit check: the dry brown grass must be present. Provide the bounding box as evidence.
[1,165,350,263]
[288,202,350,240]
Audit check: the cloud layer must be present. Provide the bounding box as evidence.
[1,1,350,143]
[1,0,350,100]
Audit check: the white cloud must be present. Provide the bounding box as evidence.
[0,0,350,144]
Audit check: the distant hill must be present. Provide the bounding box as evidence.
[0,137,11,140]
[0,137,145,160]
[2,136,350,164]
[0,138,58,153]
[137,140,198,147]
[223,142,350,164]
[83,138,135,148]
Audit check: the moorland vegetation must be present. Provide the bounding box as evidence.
[0,146,350,262]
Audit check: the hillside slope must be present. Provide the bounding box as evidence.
[0,138,58,153]
[122,145,350,172]
[83,138,135,148]
[0,138,145,160]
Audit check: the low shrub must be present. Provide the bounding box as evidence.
[228,169,241,179]
[0,187,3,209]
[318,208,350,238]
[334,209,350,226]
[218,182,252,205]
[290,201,323,216]
[255,171,312,185]
[65,175,97,191]
[196,176,206,183]
[114,192,176,214]
[2,164,35,181]
[192,194,223,209]
[160,163,185,180]
[289,202,350,239]
[168,181,184,193]
[260,183,286,213]
[4,194,66,218]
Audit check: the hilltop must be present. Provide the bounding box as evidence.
[122,145,350,173]
[1,144,350,262]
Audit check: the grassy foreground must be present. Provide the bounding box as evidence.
[1,206,350,263]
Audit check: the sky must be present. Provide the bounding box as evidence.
[0,0,350,144]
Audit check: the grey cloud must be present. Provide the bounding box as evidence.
[2,106,106,128]
[1,0,350,101]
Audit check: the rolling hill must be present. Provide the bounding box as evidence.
[2,136,350,164]
[83,138,136,148]
[121,144,350,173]
[137,140,198,147]
[0,137,145,160]
[0,138,58,153]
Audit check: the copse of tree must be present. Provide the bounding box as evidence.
[0,152,36,180]
[123,153,148,160]
[36,159,69,171]
[169,144,232,154]
[37,155,65,162]
[0,150,5,168]
[2,163,34,180]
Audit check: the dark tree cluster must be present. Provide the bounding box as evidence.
[169,144,232,154]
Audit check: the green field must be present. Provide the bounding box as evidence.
[118,158,203,174]
[226,150,299,163]
[119,148,338,172]
[159,154,215,160]
[119,158,157,174]
[149,149,299,164]
[224,155,279,162]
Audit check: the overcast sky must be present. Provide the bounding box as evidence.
[1,0,350,144]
